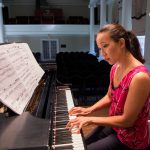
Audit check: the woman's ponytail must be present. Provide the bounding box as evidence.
[127,31,145,64]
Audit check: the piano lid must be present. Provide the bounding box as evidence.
[0,112,50,150]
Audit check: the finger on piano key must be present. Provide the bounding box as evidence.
[70,125,80,134]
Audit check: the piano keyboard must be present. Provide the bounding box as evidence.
[52,88,85,150]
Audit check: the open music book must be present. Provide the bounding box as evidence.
[0,43,45,115]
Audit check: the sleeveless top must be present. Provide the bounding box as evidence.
[109,64,150,149]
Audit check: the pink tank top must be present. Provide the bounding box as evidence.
[109,64,150,149]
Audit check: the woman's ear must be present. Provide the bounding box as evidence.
[119,38,126,49]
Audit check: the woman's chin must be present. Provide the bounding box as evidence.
[105,59,114,65]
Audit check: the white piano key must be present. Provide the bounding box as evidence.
[65,89,85,150]
[65,89,74,110]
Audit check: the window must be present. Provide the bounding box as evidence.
[137,36,145,57]
[41,39,59,61]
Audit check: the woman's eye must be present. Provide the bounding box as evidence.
[103,44,108,48]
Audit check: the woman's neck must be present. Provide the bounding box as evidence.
[117,52,142,71]
[114,52,142,86]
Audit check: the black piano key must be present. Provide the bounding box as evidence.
[55,106,68,110]
[55,129,71,135]
[55,139,73,145]
[55,135,72,141]
[55,130,72,136]
[55,125,66,128]
[56,116,69,121]
[55,115,68,118]
[54,145,73,150]
[55,128,71,134]
[54,133,73,144]
[56,111,68,115]
[55,134,72,138]
[56,121,68,125]
[55,103,67,107]
[55,133,72,137]
[57,90,66,98]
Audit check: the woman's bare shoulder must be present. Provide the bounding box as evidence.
[131,71,150,90]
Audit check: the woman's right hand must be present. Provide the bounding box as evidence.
[68,107,93,116]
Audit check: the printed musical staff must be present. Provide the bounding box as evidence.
[0,43,44,114]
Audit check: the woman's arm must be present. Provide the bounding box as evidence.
[89,89,112,112]
[91,72,150,128]
[68,72,150,129]
[68,87,112,116]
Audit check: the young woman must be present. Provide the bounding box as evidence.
[66,24,150,150]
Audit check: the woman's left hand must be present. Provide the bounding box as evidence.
[66,116,91,133]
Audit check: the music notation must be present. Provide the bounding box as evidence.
[0,43,44,114]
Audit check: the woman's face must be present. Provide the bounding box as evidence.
[96,32,123,65]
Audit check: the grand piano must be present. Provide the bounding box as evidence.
[0,63,86,150]
[0,43,86,150]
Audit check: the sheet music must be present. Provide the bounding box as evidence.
[0,43,45,114]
